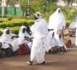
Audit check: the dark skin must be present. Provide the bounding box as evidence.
[58,9,61,13]
[22,28,26,33]
[5,29,19,39]
[24,36,32,42]
[23,28,33,42]
[6,30,10,34]
[34,15,39,20]
[0,42,2,49]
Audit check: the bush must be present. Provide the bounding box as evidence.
[0,19,34,28]
[66,20,71,27]
[0,19,34,35]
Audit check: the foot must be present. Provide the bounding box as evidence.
[26,61,33,65]
[39,61,45,65]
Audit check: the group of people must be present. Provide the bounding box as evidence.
[0,8,68,65]
[0,26,32,56]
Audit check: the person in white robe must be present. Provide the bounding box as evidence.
[0,27,17,44]
[11,26,32,52]
[27,12,50,65]
[18,26,32,49]
[48,8,67,50]
[0,27,17,50]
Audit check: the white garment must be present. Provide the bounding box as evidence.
[18,26,30,44]
[11,26,31,52]
[0,28,17,44]
[11,38,20,52]
[48,8,66,33]
[75,19,77,46]
[47,31,58,49]
[30,18,49,63]
[1,43,10,49]
[48,8,66,47]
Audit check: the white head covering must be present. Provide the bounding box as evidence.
[34,12,41,19]
[0,28,12,43]
[3,28,11,36]
[18,26,30,38]
[18,26,30,44]
[48,8,66,30]
[19,26,27,34]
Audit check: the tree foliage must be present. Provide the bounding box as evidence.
[63,0,76,6]
[6,0,19,6]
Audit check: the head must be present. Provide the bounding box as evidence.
[22,28,26,33]
[20,26,27,33]
[34,12,41,20]
[57,8,61,13]
[3,28,11,35]
[6,29,10,34]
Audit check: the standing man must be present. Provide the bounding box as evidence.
[27,12,49,65]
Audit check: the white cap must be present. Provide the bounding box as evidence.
[34,12,41,19]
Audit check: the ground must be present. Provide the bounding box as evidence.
[0,33,77,70]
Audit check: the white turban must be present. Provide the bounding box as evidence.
[34,12,41,19]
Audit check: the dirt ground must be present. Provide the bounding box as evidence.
[0,33,77,70]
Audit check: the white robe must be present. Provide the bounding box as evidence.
[48,8,66,47]
[30,18,49,63]
[47,31,58,49]
[75,19,77,46]
[0,29,16,43]
[11,26,32,52]
[0,29,17,49]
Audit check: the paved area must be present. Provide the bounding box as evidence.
[0,35,77,70]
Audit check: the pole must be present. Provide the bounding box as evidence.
[27,0,29,19]
[2,6,4,18]
[2,0,6,18]
[28,0,29,5]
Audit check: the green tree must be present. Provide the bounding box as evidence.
[63,0,76,6]
[6,0,19,6]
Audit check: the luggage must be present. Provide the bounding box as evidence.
[16,44,30,55]
[64,39,72,47]
[51,46,62,53]
[0,43,14,58]
[48,46,66,54]
[0,48,14,57]
[0,49,7,58]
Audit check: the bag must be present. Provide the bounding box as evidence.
[50,46,66,54]
[0,49,7,58]
[5,48,14,57]
[64,39,72,47]
[51,46,62,53]
[0,48,14,57]
[16,44,30,55]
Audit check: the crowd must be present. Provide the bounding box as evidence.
[0,8,70,65]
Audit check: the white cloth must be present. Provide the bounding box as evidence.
[30,18,49,63]
[48,8,66,34]
[48,8,66,47]
[11,26,31,52]
[47,31,58,49]
[18,26,30,44]
[0,28,16,44]
[11,38,20,52]
[75,19,77,46]
[1,43,10,49]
